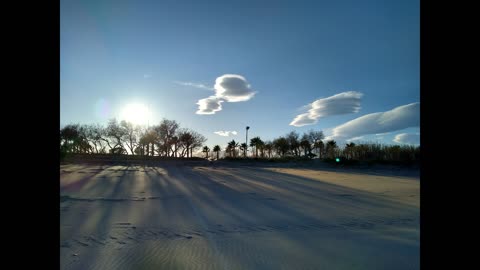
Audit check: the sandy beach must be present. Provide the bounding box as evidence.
[60,161,419,270]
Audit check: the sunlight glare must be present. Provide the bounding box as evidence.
[120,103,150,125]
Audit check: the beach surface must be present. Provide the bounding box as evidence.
[60,161,419,270]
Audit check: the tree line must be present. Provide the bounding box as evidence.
[203,130,419,164]
[60,118,206,158]
[61,119,419,164]
[207,130,325,159]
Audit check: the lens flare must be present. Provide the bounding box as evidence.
[120,103,150,125]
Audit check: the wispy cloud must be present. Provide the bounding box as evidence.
[196,74,256,114]
[346,136,365,142]
[326,102,420,141]
[290,91,363,127]
[393,133,420,145]
[213,130,238,137]
[174,81,214,90]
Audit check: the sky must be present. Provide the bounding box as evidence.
[60,0,420,149]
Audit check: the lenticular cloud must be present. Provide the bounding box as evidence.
[290,91,363,126]
[196,74,256,114]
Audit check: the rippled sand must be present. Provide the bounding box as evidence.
[60,163,419,270]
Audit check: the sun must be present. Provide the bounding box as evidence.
[120,103,150,125]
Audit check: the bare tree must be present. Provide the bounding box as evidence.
[105,119,128,154]
[87,124,107,153]
[120,120,140,155]
[171,136,179,157]
[141,128,157,156]
[178,129,194,157]
[154,119,179,157]
[191,131,207,157]
[60,124,92,154]
[273,137,289,157]
[286,131,300,156]
[307,130,324,158]
[177,129,206,158]
[60,124,80,153]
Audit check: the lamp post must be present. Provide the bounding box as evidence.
[245,126,250,158]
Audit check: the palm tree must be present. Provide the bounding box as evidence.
[345,142,356,160]
[240,143,248,158]
[249,137,263,158]
[228,140,239,158]
[202,146,210,158]
[314,140,324,159]
[326,140,337,159]
[258,140,265,158]
[264,141,273,158]
[213,145,221,159]
[232,140,240,158]
[300,134,311,157]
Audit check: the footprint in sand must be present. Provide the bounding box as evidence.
[75,240,89,247]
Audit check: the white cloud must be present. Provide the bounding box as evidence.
[196,96,224,115]
[327,102,420,141]
[393,133,420,145]
[214,130,238,137]
[174,81,214,90]
[196,74,256,115]
[290,91,363,127]
[290,113,317,127]
[214,74,256,102]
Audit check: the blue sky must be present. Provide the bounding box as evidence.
[61,0,420,148]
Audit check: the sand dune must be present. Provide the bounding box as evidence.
[60,162,419,270]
